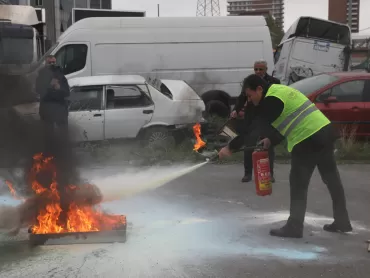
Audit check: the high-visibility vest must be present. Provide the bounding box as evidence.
[265,84,330,152]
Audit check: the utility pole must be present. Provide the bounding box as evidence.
[196,0,221,17]
[157,4,160,17]
[348,0,352,31]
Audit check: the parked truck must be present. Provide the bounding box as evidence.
[0,5,44,75]
[68,8,145,26]
[273,17,352,85]
[0,5,44,107]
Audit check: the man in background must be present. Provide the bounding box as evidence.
[231,60,281,183]
[35,55,72,226]
[36,54,70,150]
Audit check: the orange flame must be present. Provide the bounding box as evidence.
[193,123,206,152]
[25,153,126,234]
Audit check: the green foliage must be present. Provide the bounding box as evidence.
[265,14,284,48]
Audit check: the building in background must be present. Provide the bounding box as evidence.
[328,0,360,33]
[0,0,30,4]
[29,0,112,47]
[227,0,284,28]
[90,0,111,9]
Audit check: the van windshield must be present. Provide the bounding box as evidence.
[289,74,339,96]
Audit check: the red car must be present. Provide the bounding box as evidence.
[289,72,370,137]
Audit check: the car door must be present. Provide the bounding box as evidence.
[68,85,105,142]
[314,79,366,136]
[361,79,370,136]
[104,85,154,139]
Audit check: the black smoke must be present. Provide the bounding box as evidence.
[0,72,81,197]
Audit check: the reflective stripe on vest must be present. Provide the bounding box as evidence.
[275,99,312,132]
[266,84,331,152]
[275,99,318,136]
[283,104,318,137]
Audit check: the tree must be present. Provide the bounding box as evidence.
[265,14,284,48]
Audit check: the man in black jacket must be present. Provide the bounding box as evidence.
[36,55,70,151]
[35,55,72,227]
[231,60,281,183]
[36,54,71,160]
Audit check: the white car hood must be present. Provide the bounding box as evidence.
[160,79,201,101]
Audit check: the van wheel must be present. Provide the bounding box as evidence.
[205,100,230,118]
[142,127,176,152]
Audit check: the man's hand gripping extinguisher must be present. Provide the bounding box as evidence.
[252,143,272,196]
[196,140,273,196]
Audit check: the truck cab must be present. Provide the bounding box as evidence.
[273,17,352,85]
[0,5,44,75]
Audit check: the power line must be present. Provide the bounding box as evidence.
[359,27,370,32]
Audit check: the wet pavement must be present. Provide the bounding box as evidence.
[0,163,369,278]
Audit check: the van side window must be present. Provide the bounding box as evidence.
[69,86,103,111]
[106,85,153,109]
[54,44,88,75]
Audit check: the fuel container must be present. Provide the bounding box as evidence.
[252,149,272,196]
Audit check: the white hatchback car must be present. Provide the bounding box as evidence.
[13,75,205,145]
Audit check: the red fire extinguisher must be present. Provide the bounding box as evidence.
[252,147,272,196]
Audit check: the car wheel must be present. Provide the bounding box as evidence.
[205,100,230,118]
[143,127,176,152]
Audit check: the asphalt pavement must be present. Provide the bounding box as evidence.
[0,163,369,278]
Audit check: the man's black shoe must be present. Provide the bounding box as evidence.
[241,174,252,183]
[269,224,303,238]
[323,222,353,233]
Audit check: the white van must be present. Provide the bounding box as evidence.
[273,17,351,85]
[30,16,273,117]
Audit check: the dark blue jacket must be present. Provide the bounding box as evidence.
[36,65,70,123]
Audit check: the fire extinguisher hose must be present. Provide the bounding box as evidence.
[197,143,264,162]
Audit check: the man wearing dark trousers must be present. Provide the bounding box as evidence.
[36,55,72,227]
[36,55,70,151]
[231,60,280,183]
[220,74,352,238]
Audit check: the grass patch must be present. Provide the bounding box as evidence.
[76,122,370,166]
[82,138,370,166]
[335,126,370,161]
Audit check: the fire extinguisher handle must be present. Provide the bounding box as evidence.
[256,142,264,150]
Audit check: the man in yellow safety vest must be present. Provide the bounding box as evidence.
[219,74,352,238]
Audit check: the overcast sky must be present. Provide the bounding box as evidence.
[113,0,370,34]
